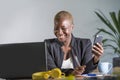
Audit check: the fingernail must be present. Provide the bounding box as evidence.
[93,45,96,47]
[97,43,100,45]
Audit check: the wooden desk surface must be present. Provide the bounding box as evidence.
[2,67,119,80]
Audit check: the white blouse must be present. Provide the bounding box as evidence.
[61,57,74,69]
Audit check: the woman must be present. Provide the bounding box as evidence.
[45,10,103,76]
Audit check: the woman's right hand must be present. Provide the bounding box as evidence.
[72,65,86,76]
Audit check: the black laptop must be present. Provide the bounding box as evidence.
[0,42,47,79]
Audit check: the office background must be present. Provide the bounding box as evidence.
[0,0,120,62]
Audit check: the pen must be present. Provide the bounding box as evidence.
[74,55,81,66]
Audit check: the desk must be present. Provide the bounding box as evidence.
[4,67,119,80]
[5,75,118,80]
[75,75,118,80]
[75,66,120,80]
[0,79,32,80]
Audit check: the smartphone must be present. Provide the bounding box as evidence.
[94,35,103,45]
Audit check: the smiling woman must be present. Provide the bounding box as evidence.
[54,11,74,44]
[45,10,104,76]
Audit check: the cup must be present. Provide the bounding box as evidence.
[98,62,113,74]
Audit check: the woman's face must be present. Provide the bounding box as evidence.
[54,19,73,43]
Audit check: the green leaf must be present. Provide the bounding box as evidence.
[103,44,117,52]
[96,28,116,39]
[110,12,120,35]
[118,10,120,27]
[95,10,120,55]
[95,11,117,35]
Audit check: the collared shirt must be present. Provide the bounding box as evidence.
[45,34,98,74]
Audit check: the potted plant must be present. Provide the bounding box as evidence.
[94,10,120,67]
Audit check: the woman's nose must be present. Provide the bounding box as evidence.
[57,28,63,34]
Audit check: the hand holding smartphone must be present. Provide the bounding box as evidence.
[93,35,103,45]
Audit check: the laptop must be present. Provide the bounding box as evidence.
[0,42,47,79]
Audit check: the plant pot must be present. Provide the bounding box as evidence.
[113,57,120,67]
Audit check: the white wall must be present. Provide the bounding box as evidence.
[0,0,120,62]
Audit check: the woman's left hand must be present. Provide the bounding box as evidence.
[92,43,104,63]
[72,65,86,76]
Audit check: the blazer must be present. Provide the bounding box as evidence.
[45,34,98,75]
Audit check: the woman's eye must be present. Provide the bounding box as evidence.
[54,27,59,31]
[54,27,68,31]
[62,28,67,31]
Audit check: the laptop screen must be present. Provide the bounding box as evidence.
[0,42,47,79]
